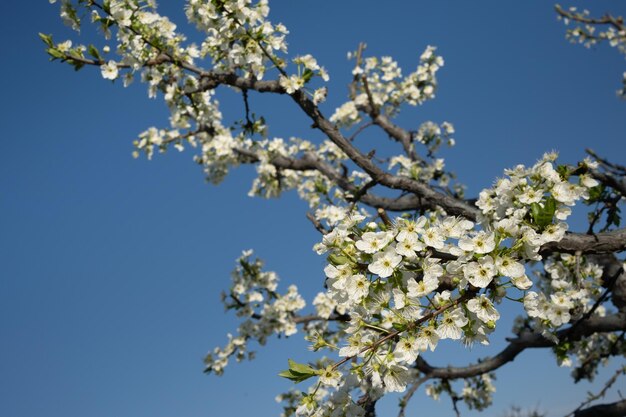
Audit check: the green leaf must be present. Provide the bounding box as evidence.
[46,48,65,60]
[64,3,81,28]
[38,33,53,48]
[302,69,314,83]
[288,359,316,375]
[556,164,570,180]
[544,196,556,215]
[279,359,317,383]
[102,0,112,14]
[392,322,406,331]
[314,179,327,194]
[607,207,621,228]
[530,197,556,230]
[278,369,295,379]
[586,185,605,202]
[327,254,350,266]
[553,341,571,360]
[88,44,102,61]
[278,369,316,383]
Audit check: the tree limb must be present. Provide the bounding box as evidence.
[413,313,626,380]
[572,398,626,417]
[288,89,481,219]
[555,5,625,32]
[539,229,626,256]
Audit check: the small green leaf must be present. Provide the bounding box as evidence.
[327,254,350,266]
[607,208,621,228]
[553,341,571,360]
[278,369,297,379]
[544,196,556,213]
[287,359,316,376]
[279,359,318,383]
[392,322,406,331]
[586,185,605,202]
[102,0,111,14]
[314,179,327,194]
[38,33,53,47]
[278,368,316,383]
[556,164,570,180]
[302,69,314,83]
[46,48,65,60]
[88,44,102,61]
[530,197,556,230]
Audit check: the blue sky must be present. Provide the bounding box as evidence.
[1,1,625,417]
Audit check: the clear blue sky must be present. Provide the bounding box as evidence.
[1,1,625,417]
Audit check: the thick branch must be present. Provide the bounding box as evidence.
[288,89,480,219]
[233,148,433,211]
[539,228,626,256]
[293,313,349,325]
[208,75,479,217]
[357,394,378,417]
[195,73,283,93]
[414,312,626,380]
[573,399,626,417]
[196,70,480,218]
[590,170,626,197]
[587,149,626,174]
[62,33,625,242]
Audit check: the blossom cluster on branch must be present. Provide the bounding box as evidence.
[556,4,626,98]
[45,1,626,416]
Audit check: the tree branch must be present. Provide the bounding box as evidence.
[539,228,626,256]
[555,5,625,32]
[232,147,437,212]
[288,89,481,219]
[398,374,432,417]
[64,42,626,255]
[572,398,626,417]
[413,312,626,380]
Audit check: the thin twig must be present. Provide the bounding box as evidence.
[306,212,329,235]
[587,149,626,174]
[555,5,625,31]
[348,122,375,142]
[567,366,626,417]
[398,374,432,417]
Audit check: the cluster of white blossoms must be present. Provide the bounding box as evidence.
[562,331,625,381]
[414,121,455,151]
[558,7,626,55]
[247,138,339,201]
[289,374,368,417]
[280,154,601,415]
[388,121,455,187]
[46,1,624,416]
[187,0,329,101]
[47,0,334,194]
[522,253,604,340]
[185,0,283,77]
[330,46,443,128]
[279,54,329,100]
[517,254,622,385]
[204,251,305,376]
[476,152,599,260]
[558,6,626,98]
